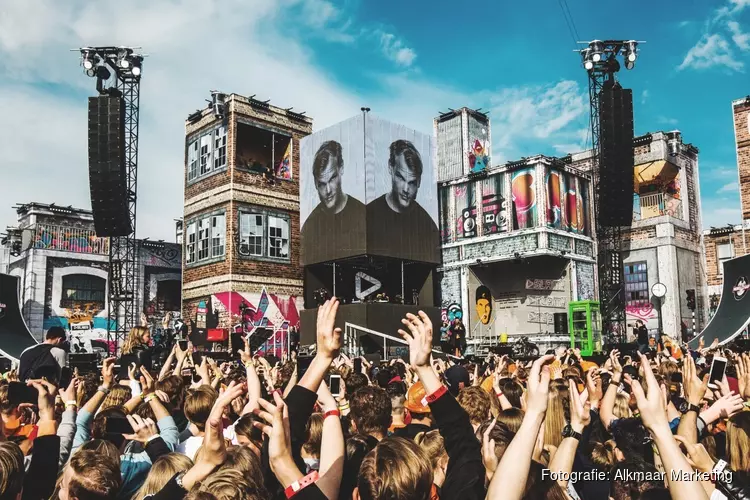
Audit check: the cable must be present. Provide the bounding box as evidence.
[557,0,578,48]
[561,0,581,42]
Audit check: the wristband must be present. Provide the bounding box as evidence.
[97,385,111,395]
[609,381,621,387]
[496,392,504,398]
[711,459,727,483]
[146,434,162,443]
[423,385,448,406]
[324,409,340,419]
[143,394,158,404]
[65,400,78,408]
[285,470,319,499]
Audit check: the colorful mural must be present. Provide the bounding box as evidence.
[625,302,658,336]
[468,139,490,173]
[454,183,477,239]
[475,286,493,325]
[210,288,301,357]
[512,169,536,229]
[276,141,293,180]
[441,302,463,323]
[546,170,589,235]
[439,187,453,243]
[34,225,108,255]
[546,170,563,228]
[43,302,114,353]
[481,174,507,235]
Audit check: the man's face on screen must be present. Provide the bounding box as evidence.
[389,154,420,212]
[315,158,343,212]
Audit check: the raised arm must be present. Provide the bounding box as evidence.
[486,354,554,500]
[239,338,262,414]
[316,381,345,500]
[630,352,708,500]
[676,353,707,444]
[600,349,623,430]
[298,298,341,394]
[548,378,591,488]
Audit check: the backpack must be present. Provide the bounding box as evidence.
[19,344,59,382]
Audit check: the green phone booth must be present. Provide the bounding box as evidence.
[568,301,603,356]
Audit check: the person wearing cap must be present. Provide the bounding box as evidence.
[444,365,471,397]
[393,381,434,439]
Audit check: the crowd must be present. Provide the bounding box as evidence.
[2,297,750,499]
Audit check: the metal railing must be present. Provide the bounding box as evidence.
[344,322,458,361]
[32,224,109,255]
[634,193,683,221]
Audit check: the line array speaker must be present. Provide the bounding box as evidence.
[88,96,131,237]
[598,83,635,227]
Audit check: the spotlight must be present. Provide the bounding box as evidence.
[117,48,131,68]
[119,58,130,69]
[581,48,594,70]
[132,65,141,76]
[585,59,594,70]
[83,58,94,70]
[85,68,97,78]
[625,60,635,70]
[589,40,603,62]
[625,40,638,62]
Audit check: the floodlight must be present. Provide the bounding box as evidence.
[83,58,94,70]
[85,68,97,77]
[625,60,635,70]
[132,65,141,76]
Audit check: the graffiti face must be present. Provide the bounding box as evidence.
[734,277,749,301]
[446,303,463,322]
[475,286,493,325]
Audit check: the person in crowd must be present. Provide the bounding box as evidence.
[349,386,392,441]
[634,319,650,354]
[177,386,218,460]
[19,325,68,382]
[121,326,153,370]
[394,381,433,439]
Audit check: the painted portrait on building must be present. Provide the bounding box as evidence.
[366,116,440,264]
[475,285,493,325]
[299,115,366,265]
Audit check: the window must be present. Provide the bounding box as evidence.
[214,126,227,170]
[186,222,196,264]
[268,215,290,259]
[60,274,106,308]
[717,243,734,275]
[156,280,181,311]
[185,212,226,265]
[239,213,265,256]
[624,262,649,307]
[211,214,225,258]
[238,210,291,261]
[199,134,213,176]
[187,141,198,181]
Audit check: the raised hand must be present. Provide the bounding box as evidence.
[398,311,433,369]
[627,352,668,432]
[61,377,80,404]
[585,368,602,403]
[139,365,155,394]
[682,353,708,405]
[203,381,245,467]
[253,391,294,468]
[717,375,732,398]
[316,298,342,361]
[197,357,211,382]
[526,354,554,417]
[482,418,499,482]
[737,354,750,400]
[102,357,116,388]
[128,363,138,382]
[609,349,623,377]
[568,379,591,433]
[28,379,58,421]
[123,415,158,443]
[673,435,715,473]
[238,337,252,365]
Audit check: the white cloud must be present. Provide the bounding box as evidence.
[487,80,588,160]
[657,116,679,126]
[701,198,742,228]
[641,89,650,105]
[728,21,750,50]
[376,31,417,67]
[678,34,744,72]
[718,181,740,193]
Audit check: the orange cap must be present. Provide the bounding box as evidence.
[405,381,430,414]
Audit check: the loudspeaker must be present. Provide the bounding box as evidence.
[598,83,634,227]
[554,312,568,335]
[88,96,131,237]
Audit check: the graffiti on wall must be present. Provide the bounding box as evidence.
[469,139,490,173]
[625,303,657,322]
[546,170,588,235]
[454,183,477,239]
[512,168,536,229]
[525,279,564,291]
[481,174,507,235]
[528,295,567,308]
[440,302,463,323]
[34,226,108,254]
[576,262,596,301]
[528,311,555,325]
[475,286,493,325]
[44,302,113,353]
[276,141,293,180]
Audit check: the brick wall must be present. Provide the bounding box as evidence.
[704,231,746,286]
[733,100,750,221]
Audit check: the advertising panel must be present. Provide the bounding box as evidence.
[366,115,440,264]
[299,115,366,265]
[512,168,537,230]
[481,173,507,235]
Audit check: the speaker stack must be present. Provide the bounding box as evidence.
[88,96,131,237]
[553,312,568,336]
[598,83,635,227]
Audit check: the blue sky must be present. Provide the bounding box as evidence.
[0,0,748,239]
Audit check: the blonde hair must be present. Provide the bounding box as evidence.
[122,326,150,355]
[544,382,567,449]
[100,385,132,413]
[302,413,324,458]
[413,430,446,469]
[196,468,264,499]
[184,386,218,431]
[613,393,631,419]
[497,408,525,433]
[358,437,433,500]
[727,411,750,472]
[590,440,617,472]
[133,453,194,500]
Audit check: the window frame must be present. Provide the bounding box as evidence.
[235,119,294,181]
[186,125,229,185]
[184,210,227,268]
[717,242,734,276]
[623,261,649,307]
[237,207,292,263]
[60,274,106,309]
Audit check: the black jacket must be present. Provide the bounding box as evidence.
[23,435,60,500]
[717,468,750,500]
[428,389,485,500]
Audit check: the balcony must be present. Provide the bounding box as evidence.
[32,224,109,255]
[633,192,683,222]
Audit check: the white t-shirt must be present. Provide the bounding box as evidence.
[176,435,204,461]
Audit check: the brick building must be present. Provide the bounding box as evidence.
[702,96,750,318]
[181,93,312,354]
[1,202,181,350]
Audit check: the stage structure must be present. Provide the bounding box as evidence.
[299,110,442,354]
[578,40,641,342]
[77,47,144,350]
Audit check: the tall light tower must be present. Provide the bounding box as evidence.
[77,46,144,351]
[578,40,642,343]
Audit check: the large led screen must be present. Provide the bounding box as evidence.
[299,115,366,265]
